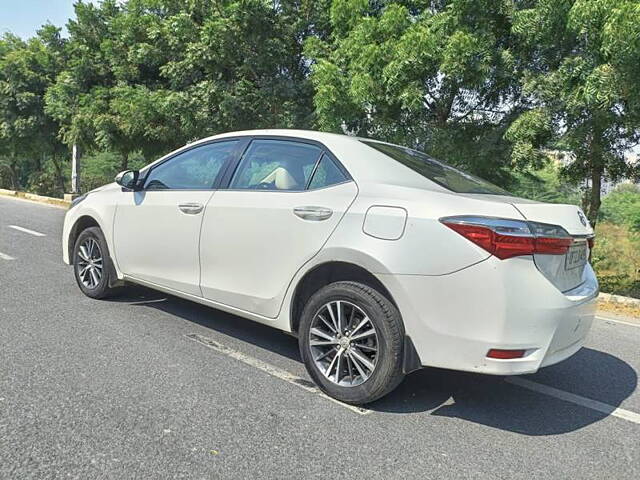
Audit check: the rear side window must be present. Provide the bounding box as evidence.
[230,139,322,191]
[144,140,238,190]
[361,140,508,195]
[308,155,348,189]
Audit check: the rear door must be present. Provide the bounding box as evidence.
[199,138,358,318]
[113,140,242,295]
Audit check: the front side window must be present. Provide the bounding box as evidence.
[144,140,239,190]
[230,139,322,191]
[361,140,509,195]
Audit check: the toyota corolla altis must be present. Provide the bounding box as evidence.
[63,130,598,404]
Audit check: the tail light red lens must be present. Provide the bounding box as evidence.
[441,216,574,260]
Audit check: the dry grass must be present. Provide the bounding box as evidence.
[598,299,640,323]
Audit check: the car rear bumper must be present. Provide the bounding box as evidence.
[379,256,598,375]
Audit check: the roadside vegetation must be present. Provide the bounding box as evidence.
[1,0,640,296]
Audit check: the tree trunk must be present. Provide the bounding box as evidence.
[121,152,129,171]
[52,154,66,196]
[584,167,602,227]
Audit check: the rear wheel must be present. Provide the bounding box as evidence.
[299,281,405,405]
[73,226,118,299]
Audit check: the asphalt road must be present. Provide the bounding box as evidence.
[0,195,639,479]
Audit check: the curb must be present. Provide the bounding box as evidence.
[0,188,70,208]
[599,292,640,308]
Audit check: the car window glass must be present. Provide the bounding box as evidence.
[230,139,322,191]
[144,141,238,190]
[361,140,509,195]
[308,155,348,189]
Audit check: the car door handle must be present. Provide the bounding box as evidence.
[293,206,333,221]
[178,202,204,215]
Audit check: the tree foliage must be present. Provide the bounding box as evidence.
[508,0,640,224]
[0,0,639,215]
[306,0,524,186]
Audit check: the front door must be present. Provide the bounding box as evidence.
[199,138,358,317]
[113,140,241,295]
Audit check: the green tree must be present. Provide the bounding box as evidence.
[507,0,640,225]
[599,183,640,230]
[305,0,527,186]
[0,26,67,194]
[45,0,328,175]
[511,161,582,205]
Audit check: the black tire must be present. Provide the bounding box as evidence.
[299,281,405,405]
[72,226,118,299]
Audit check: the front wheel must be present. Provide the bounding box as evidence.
[299,281,405,405]
[72,226,118,299]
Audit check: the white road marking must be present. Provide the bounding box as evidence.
[186,333,372,415]
[596,316,640,328]
[0,251,15,260]
[506,377,640,425]
[8,225,46,237]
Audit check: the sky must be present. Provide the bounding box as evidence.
[0,0,95,39]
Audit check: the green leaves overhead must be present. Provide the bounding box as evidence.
[307,0,520,185]
[1,0,639,220]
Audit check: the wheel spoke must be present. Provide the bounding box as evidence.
[350,328,376,342]
[78,245,89,262]
[354,343,377,352]
[317,314,336,334]
[347,304,356,331]
[325,303,339,332]
[334,349,343,383]
[348,351,368,379]
[346,354,354,382]
[336,301,342,333]
[315,347,336,362]
[310,339,338,346]
[350,348,375,372]
[310,327,335,342]
[89,267,100,287]
[324,348,341,378]
[350,316,370,336]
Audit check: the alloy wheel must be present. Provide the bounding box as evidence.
[76,237,103,289]
[308,300,379,387]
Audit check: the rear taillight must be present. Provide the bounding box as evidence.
[587,235,595,261]
[441,216,574,260]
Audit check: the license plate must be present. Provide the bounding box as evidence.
[565,243,587,270]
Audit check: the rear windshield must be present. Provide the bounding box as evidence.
[361,140,509,195]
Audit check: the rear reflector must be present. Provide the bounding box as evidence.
[441,216,574,260]
[487,349,526,359]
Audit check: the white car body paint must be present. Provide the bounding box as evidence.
[62,129,598,376]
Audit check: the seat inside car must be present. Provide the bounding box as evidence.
[259,166,300,190]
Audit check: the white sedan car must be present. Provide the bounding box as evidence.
[63,129,598,404]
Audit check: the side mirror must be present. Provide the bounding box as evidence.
[115,170,140,190]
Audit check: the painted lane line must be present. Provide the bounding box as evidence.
[8,225,46,237]
[506,377,640,425]
[185,333,372,415]
[0,251,15,260]
[595,316,640,329]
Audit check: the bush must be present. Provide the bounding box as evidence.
[592,222,640,298]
